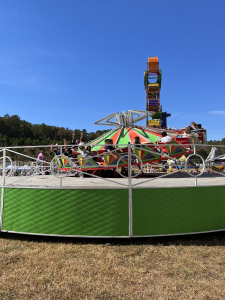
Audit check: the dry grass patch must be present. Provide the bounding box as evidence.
[0,233,225,299]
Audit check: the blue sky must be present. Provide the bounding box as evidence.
[1,0,225,141]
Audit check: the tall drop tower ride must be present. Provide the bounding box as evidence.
[144,57,170,128]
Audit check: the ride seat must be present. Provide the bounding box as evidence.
[77,155,99,169]
[103,152,128,167]
[175,137,191,146]
[133,146,161,163]
[156,142,170,154]
[193,132,204,143]
[156,140,187,157]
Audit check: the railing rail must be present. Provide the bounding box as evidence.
[0,143,225,188]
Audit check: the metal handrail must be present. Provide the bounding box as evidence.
[0,143,225,187]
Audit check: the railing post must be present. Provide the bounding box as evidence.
[193,144,198,186]
[2,148,6,187]
[0,148,6,231]
[60,146,63,188]
[128,143,133,237]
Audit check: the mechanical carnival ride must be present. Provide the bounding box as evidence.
[52,57,207,178]
[3,57,225,239]
[52,111,207,178]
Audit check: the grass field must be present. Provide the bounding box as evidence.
[0,232,225,300]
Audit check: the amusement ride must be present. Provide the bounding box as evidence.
[51,57,207,178]
[2,57,225,240]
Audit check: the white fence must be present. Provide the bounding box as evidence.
[0,143,225,189]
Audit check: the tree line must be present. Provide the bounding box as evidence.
[0,114,110,147]
[0,114,224,159]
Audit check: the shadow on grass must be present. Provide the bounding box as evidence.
[1,230,225,247]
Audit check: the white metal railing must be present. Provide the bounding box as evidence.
[0,143,225,186]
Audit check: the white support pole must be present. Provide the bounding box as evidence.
[128,143,133,237]
[193,145,197,186]
[0,148,6,231]
[60,146,63,188]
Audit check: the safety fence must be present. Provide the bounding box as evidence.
[0,143,224,189]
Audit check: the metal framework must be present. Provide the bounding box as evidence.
[94,110,155,128]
